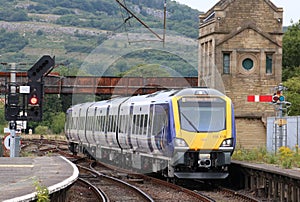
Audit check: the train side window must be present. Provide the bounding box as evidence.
[113,115,117,132]
[103,116,106,132]
[101,116,106,132]
[96,116,100,131]
[82,117,85,130]
[105,116,108,132]
[140,114,144,135]
[112,115,115,132]
[114,115,117,132]
[73,117,77,129]
[118,115,122,133]
[110,115,114,132]
[100,116,103,131]
[133,115,136,134]
[89,117,92,130]
[86,117,89,130]
[110,115,113,132]
[138,115,142,135]
[125,115,129,133]
[108,115,112,132]
[78,117,81,130]
[119,114,126,133]
[132,115,137,135]
[87,117,90,130]
[143,114,148,135]
[91,116,95,131]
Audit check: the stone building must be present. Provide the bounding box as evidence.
[198,0,283,149]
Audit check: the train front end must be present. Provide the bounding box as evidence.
[171,88,236,179]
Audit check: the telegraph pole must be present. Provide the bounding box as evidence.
[272,83,291,151]
[9,63,18,157]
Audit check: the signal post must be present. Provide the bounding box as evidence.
[247,83,291,152]
[4,55,55,157]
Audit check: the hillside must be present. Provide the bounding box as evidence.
[0,0,203,77]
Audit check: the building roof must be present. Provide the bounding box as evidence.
[216,22,282,47]
[202,0,283,20]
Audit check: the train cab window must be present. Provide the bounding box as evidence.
[178,97,226,132]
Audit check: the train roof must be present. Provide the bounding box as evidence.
[109,87,226,104]
[67,88,227,111]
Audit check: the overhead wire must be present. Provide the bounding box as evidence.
[115,0,166,44]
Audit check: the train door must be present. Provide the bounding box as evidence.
[69,105,81,143]
[117,104,132,149]
[85,106,97,146]
[93,104,110,147]
[135,105,151,152]
[78,106,89,144]
[106,103,120,147]
[149,103,170,154]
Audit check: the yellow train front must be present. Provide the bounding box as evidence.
[170,88,236,179]
[65,88,236,180]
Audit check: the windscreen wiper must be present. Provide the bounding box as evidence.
[180,112,200,133]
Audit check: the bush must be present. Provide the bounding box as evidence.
[35,126,49,135]
[51,112,65,134]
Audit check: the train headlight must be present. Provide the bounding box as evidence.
[175,138,188,147]
[221,138,233,147]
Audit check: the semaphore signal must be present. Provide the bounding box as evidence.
[247,95,273,102]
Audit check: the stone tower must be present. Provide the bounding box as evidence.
[198,0,283,148]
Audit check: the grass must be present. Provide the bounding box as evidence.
[232,145,300,169]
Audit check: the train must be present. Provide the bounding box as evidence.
[65,87,236,179]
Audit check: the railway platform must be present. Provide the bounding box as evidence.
[0,156,78,201]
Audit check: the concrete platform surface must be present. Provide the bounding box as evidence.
[0,156,78,201]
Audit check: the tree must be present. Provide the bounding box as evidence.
[283,76,300,116]
[282,20,300,80]
[281,20,300,115]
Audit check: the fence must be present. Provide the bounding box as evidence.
[267,116,300,152]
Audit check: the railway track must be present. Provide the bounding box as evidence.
[74,160,212,202]
[20,138,300,201]
[77,163,154,202]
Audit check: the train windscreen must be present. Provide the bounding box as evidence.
[178,97,226,132]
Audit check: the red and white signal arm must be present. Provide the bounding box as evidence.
[247,95,273,102]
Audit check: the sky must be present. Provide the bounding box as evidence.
[175,0,299,26]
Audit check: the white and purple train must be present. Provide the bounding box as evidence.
[65,88,236,179]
